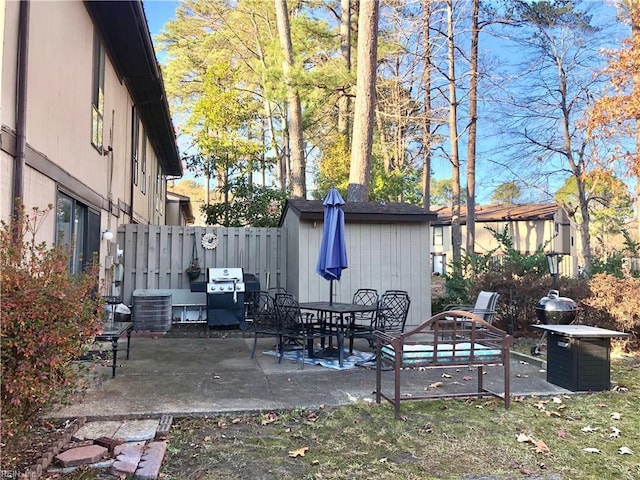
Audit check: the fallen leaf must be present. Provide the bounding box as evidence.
[610,427,621,438]
[581,426,599,433]
[462,376,473,381]
[534,440,551,455]
[612,385,628,393]
[441,373,452,378]
[557,429,567,438]
[231,418,241,424]
[429,381,443,388]
[379,457,388,463]
[203,435,212,442]
[517,433,533,443]
[552,397,563,404]
[261,412,278,425]
[533,402,547,410]
[610,412,622,420]
[521,468,532,475]
[288,446,309,458]
[618,446,634,455]
[312,460,320,465]
[583,447,602,454]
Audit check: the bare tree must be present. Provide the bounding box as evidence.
[347,0,380,201]
[446,0,463,269]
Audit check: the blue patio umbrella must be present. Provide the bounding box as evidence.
[316,188,348,304]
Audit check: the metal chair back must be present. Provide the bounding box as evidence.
[274,293,305,330]
[377,290,411,334]
[352,288,379,322]
[473,291,500,325]
[249,291,278,330]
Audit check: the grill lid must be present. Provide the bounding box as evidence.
[535,289,577,325]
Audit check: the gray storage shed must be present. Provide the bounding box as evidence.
[279,199,437,328]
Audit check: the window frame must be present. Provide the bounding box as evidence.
[91,30,105,152]
[432,225,444,246]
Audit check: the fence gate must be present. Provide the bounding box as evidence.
[117,224,287,305]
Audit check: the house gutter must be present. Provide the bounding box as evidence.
[12,0,30,236]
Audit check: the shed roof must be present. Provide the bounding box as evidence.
[167,192,195,224]
[85,0,182,177]
[280,199,437,226]
[432,203,561,225]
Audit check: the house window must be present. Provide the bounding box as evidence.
[140,132,147,194]
[56,193,100,275]
[432,254,446,275]
[156,172,166,215]
[91,30,105,151]
[433,226,443,246]
[131,108,139,186]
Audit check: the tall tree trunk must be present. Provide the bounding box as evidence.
[421,0,432,210]
[274,0,306,198]
[338,0,352,140]
[446,0,462,270]
[466,0,479,255]
[347,0,379,202]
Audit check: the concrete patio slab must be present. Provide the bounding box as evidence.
[48,336,571,421]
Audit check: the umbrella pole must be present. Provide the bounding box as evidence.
[329,280,333,305]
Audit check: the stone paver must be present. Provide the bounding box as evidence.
[114,418,160,441]
[111,441,146,476]
[134,441,168,480]
[55,444,108,468]
[73,420,122,441]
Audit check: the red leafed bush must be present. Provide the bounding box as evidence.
[580,273,640,348]
[0,207,102,438]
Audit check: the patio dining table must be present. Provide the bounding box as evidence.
[299,301,379,357]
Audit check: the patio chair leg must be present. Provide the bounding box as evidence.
[250,333,258,359]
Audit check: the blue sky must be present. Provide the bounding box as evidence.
[143,0,178,38]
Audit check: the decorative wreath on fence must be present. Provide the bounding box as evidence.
[201,233,219,250]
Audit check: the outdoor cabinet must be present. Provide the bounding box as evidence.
[547,333,610,391]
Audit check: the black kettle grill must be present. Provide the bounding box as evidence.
[531,289,578,355]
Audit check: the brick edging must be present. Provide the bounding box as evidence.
[21,417,86,480]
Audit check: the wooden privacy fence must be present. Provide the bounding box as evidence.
[118,224,287,304]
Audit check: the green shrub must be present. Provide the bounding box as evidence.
[0,207,103,438]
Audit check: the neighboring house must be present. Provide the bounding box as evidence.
[431,203,577,277]
[0,1,182,291]
[166,192,195,226]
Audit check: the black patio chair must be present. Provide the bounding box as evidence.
[249,291,282,360]
[347,288,379,352]
[376,290,411,336]
[275,293,343,369]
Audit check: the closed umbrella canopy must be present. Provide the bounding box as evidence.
[316,188,348,286]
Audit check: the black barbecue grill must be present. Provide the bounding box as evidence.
[531,289,578,355]
[205,267,247,330]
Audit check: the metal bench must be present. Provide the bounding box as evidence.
[374,310,512,419]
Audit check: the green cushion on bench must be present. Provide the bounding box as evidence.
[381,342,502,365]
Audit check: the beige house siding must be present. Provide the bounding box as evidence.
[0,1,181,294]
[431,204,578,277]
